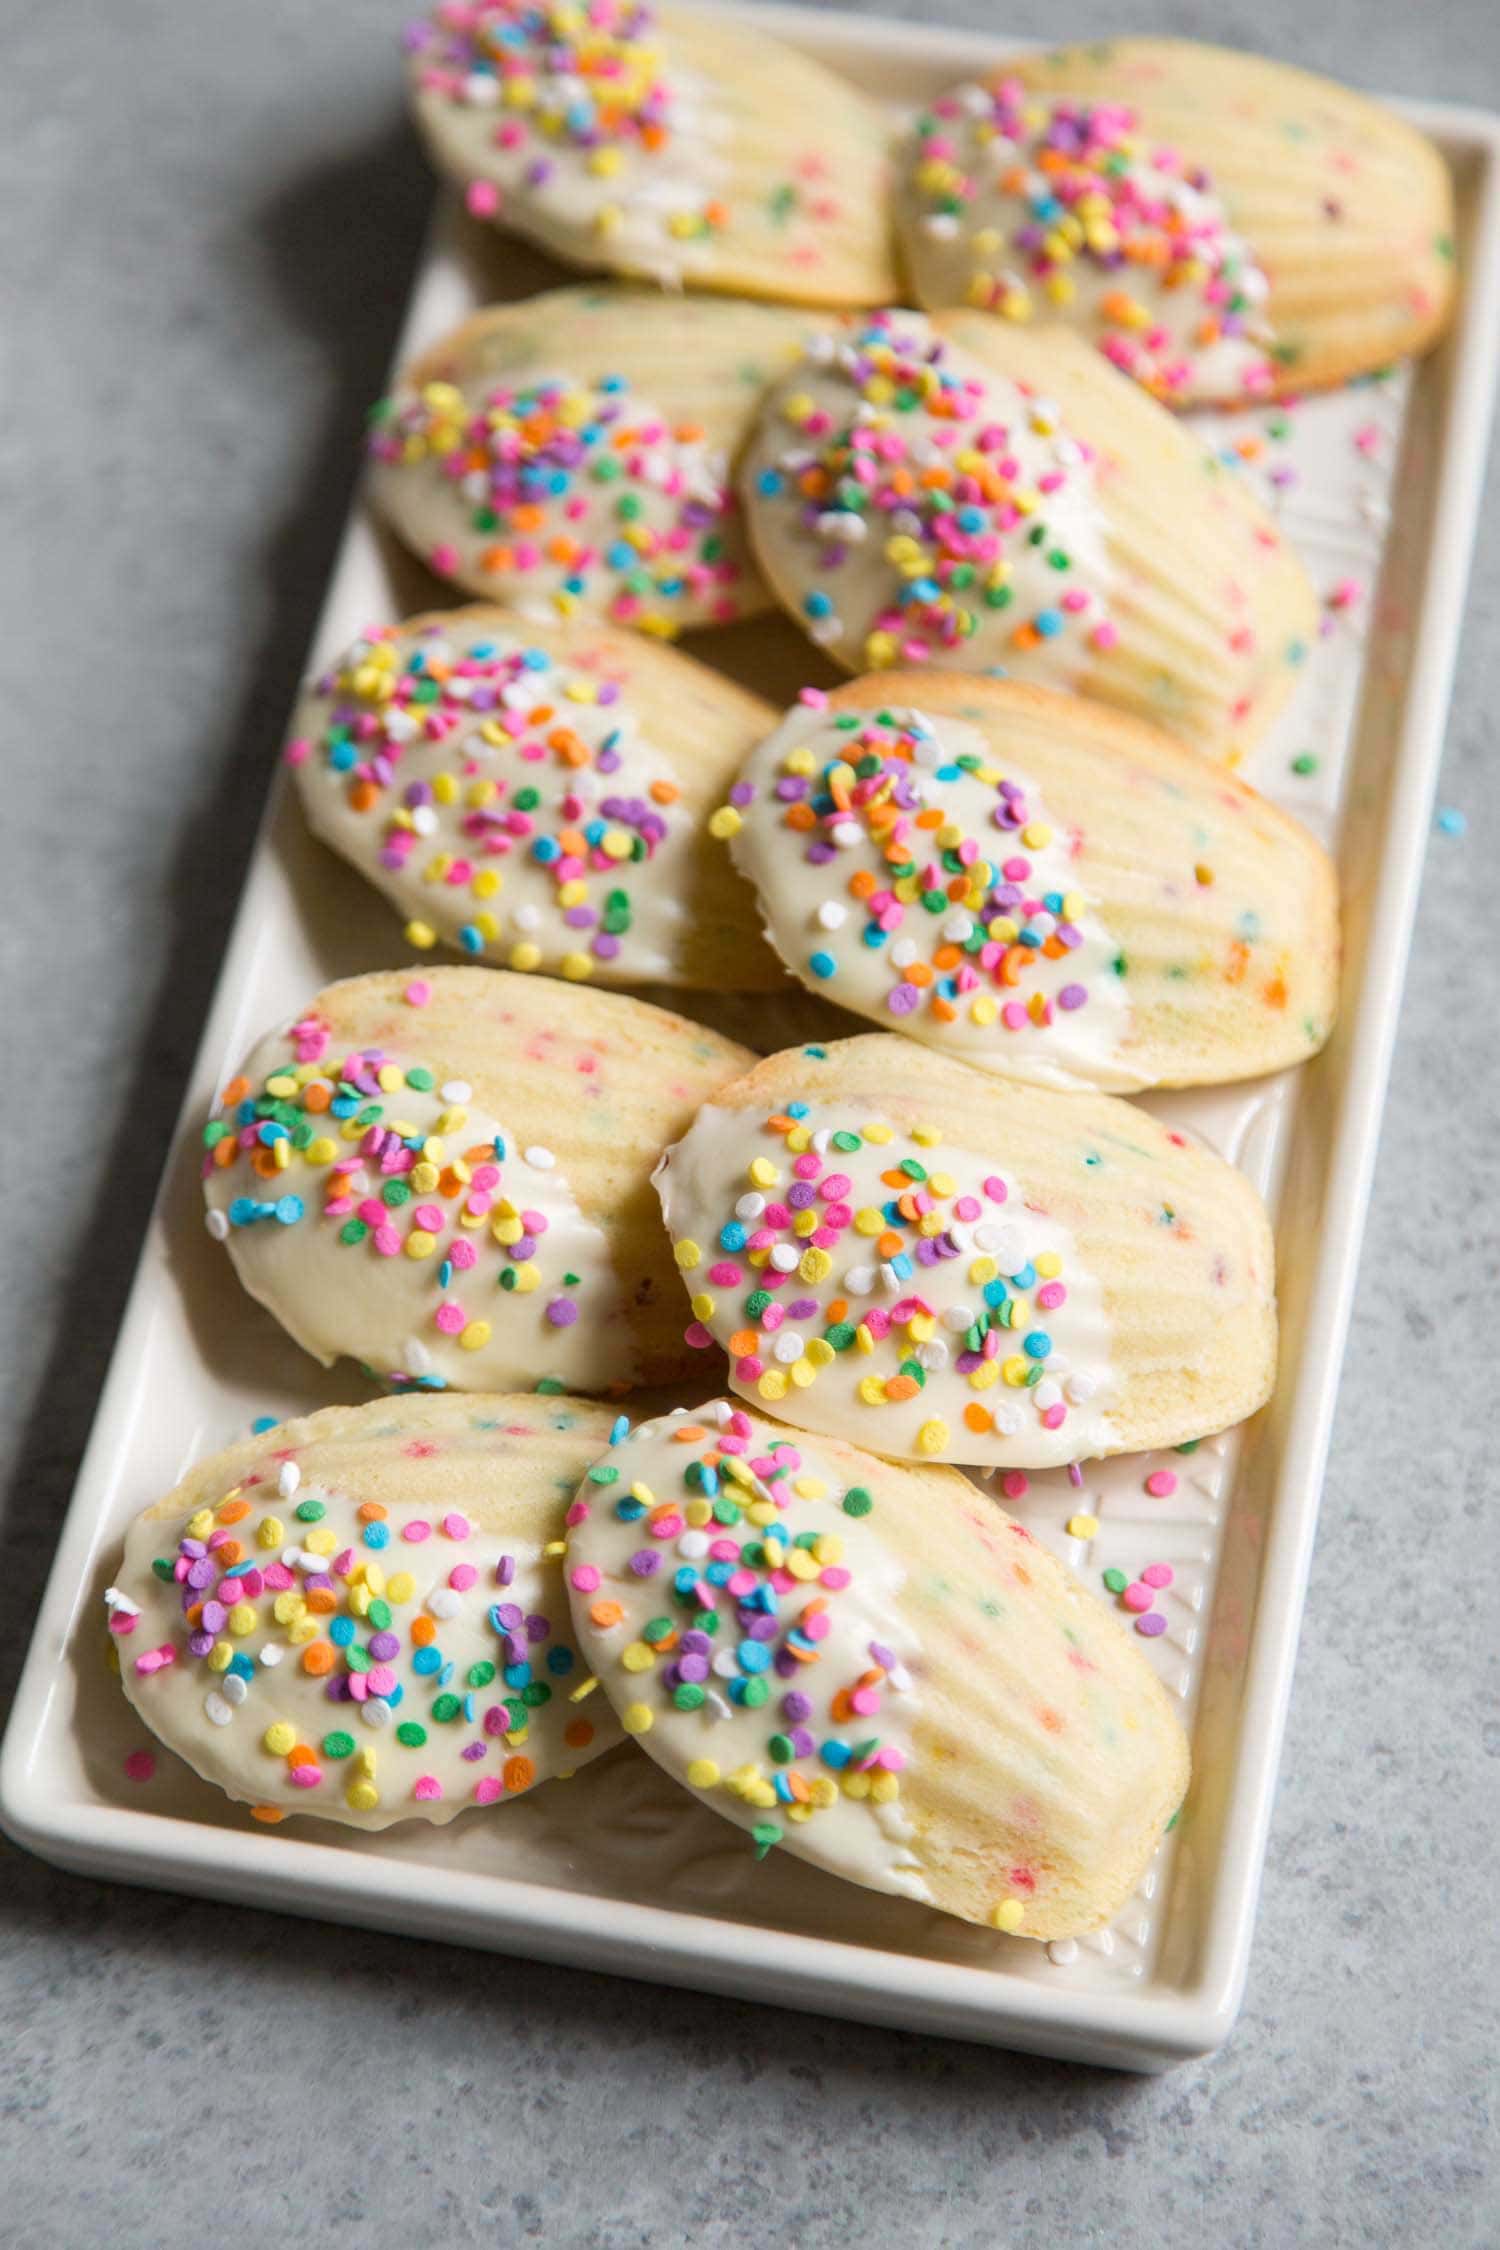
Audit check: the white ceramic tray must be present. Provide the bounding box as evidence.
[5,6,1499,2071]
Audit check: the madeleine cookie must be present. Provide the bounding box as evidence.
[896,41,1454,404]
[739,308,1318,759]
[655,1037,1276,1468]
[405,2,897,306]
[720,676,1339,1090]
[288,606,782,990]
[200,968,753,1393]
[109,1395,624,1827]
[564,1401,1188,1937]
[367,286,827,630]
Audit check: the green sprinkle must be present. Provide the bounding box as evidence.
[1102,1568,1128,1595]
[467,1661,497,1688]
[430,1693,462,1722]
[843,1487,873,1517]
[294,1499,326,1523]
[320,1731,355,1760]
[396,1721,428,1748]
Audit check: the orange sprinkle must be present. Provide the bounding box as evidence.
[286,1742,318,1768]
[963,1404,994,1434]
[303,1081,333,1113]
[356,1500,388,1523]
[216,1498,251,1525]
[588,1600,624,1630]
[410,1615,437,1647]
[884,1374,920,1403]
[300,1641,335,1677]
[671,1424,709,1444]
[215,1539,245,1568]
[728,1328,759,1358]
[503,1755,537,1793]
[563,1719,596,1749]
[220,1075,250,1107]
[304,1587,336,1616]
[250,1806,286,1824]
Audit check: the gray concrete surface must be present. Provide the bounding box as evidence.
[1,1,1496,2242]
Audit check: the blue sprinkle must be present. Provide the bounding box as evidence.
[737,1640,771,1675]
[546,1646,575,1676]
[412,1646,441,1676]
[362,1521,390,1549]
[329,1616,355,1647]
[1024,1330,1052,1360]
[250,1415,279,1435]
[608,1413,631,1446]
[1034,610,1064,639]
[808,950,836,979]
[274,1195,304,1225]
[458,925,484,954]
[821,1739,852,1770]
[1437,805,1467,838]
[756,469,785,496]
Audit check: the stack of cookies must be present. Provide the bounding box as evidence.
[107,6,1454,1947]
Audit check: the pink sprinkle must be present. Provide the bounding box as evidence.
[429,544,460,578]
[570,1564,601,1593]
[1141,1562,1175,1590]
[798,685,830,710]
[849,1686,881,1716]
[816,1567,850,1593]
[442,1511,471,1540]
[434,1302,466,1335]
[1144,1470,1178,1498]
[465,179,500,219]
[122,1749,156,1783]
[284,737,311,767]
[367,1665,397,1697]
[401,1520,433,1544]
[289,1765,322,1789]
[412,1775,444,1801]
[1122,1583,1154,1614]
[449,1562,478,1591]
[1001,1471,1029,1501]
[474,1776,504,1804]
[404,979,432,1007]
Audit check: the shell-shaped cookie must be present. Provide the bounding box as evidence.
[200,968,753,1393]
[738,307,1318,759]
[368,286,828,629]
[111,1395,624,1828]
[654,1036,1276,1468]
[895,40,1454,404]
[722,674,1339,1090]
[289,605,781,991]
[405,2,897,306]
[564,1401,1189,1938]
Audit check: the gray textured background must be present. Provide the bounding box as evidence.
[2,2,1496,2242]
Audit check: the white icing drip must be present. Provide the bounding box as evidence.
[655,1102,1115,1467]
[730,701,1140,1091]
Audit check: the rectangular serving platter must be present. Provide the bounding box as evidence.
[5,4,1500,2071]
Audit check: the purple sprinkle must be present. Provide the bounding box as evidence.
[678,1653,710,1683]
[628,1551,660,1577]
[461,1741,488,1761]
[869,1641,896,1670]
[1058,984,1088,1011]
[680,1630,711,1655]
[887,982,920,1017]
[493,1601,522,1629]
[729,780,756,808]
[547,1298,579,1327]
[782,1691,812,1723]
[496,1557,516,1588]
[1136,1612,1168,1638]
[368,1632,401,1662]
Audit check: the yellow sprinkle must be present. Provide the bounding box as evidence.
[405,1229,436,1261]
[911,1124,941,1147]
[346,1781,380,1813]
[809,1776,838,1808]
[1034,1252,1062,1279]
[991,1898,1026,1934]
[257,1516,284,1550]
[561,951,594,981]
[620,1702,653,1735]
[862,1122,894,1145]
[870,1772,900,1804]
[799,1248,832,1283]
[186,1508,214,1540]
[1003,1356,1030,1387]
[387,1572,415,1604]
[758,1370,789,1402]
[206,1642,232,1673]
[459,1320,492,1351]
[853,1206,884,1236]
[1067,1513,1100,1540]
[686,1759,720,1789]
[841,1769,872,1800]
[708,806,742,840]
[227,1602,257,1636]
[621,1642,656,1673]
[263,1722,296,1757]
[509,941,542,972]
[916,1417,949,1456]
[674,1239,702,1270]
[306,1136,337,1165]
[303,1527,336,1557]
[684,1497,712,1528]
[748,1156,780,1188]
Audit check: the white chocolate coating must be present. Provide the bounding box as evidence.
[726,699,1135,1091]
[113,1397,624,1828]
[896,80,1274,404]
[289,613,771,988]
[739,312,1114,681]
[655,1099,1114,1469]
[203,1017,627,1393]
[564,1399,1191,1936]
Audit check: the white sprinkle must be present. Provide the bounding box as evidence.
[844,1264,875,1296]
[427,1588,463,1620]
[440,1080,472,1104]
[772,1333,804,1365]
[735,1192,767,1221]
[203,1693,234,1728]
[1066,1372,1099,1404]
[816,901,847,932]
[524,1145,556,1170]
[916,1340,949,1372]
[1047,1938,1079,1966]
[1033,1378,1062,1411]
[204,1208,230,1242]
[410,806,439,837]
[711,1650,740,1680]
[362,1697,393,1729]
[676,1530,710,1560]
[103,1586,140,1617]
[220,1673,249,1707]
[258,1643,285,1669]
[769,1245,799,1274]
[992,1403,1024,1437]
[889,939,918,970]
[278,1461,301,1500]
[829,819,861,849]
[943,1304,974,1333]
